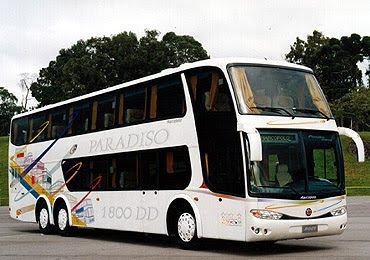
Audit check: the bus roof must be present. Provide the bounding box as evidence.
[12,58,313,119]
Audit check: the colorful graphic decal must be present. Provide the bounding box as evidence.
[267,119,327,126]
[221,212,242,226]
[9,112,101,227]
[258,195,345,214]
[74,199,95,225]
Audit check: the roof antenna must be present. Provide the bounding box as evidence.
[264,57,267,60]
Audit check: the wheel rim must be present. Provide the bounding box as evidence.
[177,212,196,242]
[58,208,68,231]
[39,208,49,229]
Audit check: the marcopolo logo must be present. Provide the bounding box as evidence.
[89,129,169,153]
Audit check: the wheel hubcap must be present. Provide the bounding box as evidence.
[58,208,68,231]
[39,208,49,229]
[177,213,196,242]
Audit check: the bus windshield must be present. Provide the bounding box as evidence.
[229,66,332,119]
[248,130,345,199]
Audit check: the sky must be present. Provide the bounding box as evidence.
[1,0,370,106]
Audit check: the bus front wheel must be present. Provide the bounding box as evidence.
[175,210,199,249]
[55,204,75,236]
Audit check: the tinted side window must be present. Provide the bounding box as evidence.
[117,75,186,125]
[156,77,185,119]
[186,69,233,112]
[140,150,158,190]
[96,95,116,130]
[116,154,139,190]
[92,158,110,190]
[63,146,191,192]
[158,147,191,190]
[203,133,245,197]
[139,146,191,190]
[50,107,67,138]
[123,87,146,124]
[12,117,29,146]
[29,112,47,142]
[61,159,85,191]
[71,102,90,135]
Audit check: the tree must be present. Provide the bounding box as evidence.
[286,31,367,102]
[0,87,21,135]
[19,73,37,112]
[162,32,210,68]
[30,30,209,106]
[331,87,370,131]
[285,31,329,72]
[362,36,370,85]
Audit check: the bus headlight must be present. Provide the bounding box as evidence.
[250,209,283,220]
[330,206,347,216]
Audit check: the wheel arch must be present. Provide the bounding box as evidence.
[52,195,73,226]
[35,195,53,225]
[165,194,203,238]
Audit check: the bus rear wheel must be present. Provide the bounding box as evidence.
[55,204,75,236]
[175,210,199,249]
[37,203,53,234]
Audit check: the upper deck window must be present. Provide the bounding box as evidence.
[156,77,185,118]
[70,101,90,135]
[229,66,332,119]
[50,107,67,138]
[93,94,116,130]
[12,117,29,146]
[29,112,47,142]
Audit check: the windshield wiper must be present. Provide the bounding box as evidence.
[292,108,330,120]
[308,178,342,191]
[256,185,300,195]
[250,106,295,119]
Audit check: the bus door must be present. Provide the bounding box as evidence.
[204,133,246,240]
[141,190,161,234]
[140,150,161,234]
[140,146,192,234]
[114,155,143,232]
[185,68,246,241]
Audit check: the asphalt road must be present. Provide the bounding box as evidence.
[1,196,370,260]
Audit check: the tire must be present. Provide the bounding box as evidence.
[37,203,54,234]
[175,210,199,249]
[55,204,75,236]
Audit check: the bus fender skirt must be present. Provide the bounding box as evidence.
[35,194,54,225]
[53,195,73,227]
[165,194,203,238]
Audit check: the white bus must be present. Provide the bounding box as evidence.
[9,58,365,248]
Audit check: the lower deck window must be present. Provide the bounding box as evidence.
[62,146,191,191]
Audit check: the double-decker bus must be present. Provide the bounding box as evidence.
[9,58,365,248]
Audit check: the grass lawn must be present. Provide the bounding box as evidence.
[0,133,369,206]
[342,132,370,196]
[0,136,9,206]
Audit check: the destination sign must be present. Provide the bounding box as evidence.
[261,133,298,143]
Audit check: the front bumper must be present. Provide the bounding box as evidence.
[246,213,347,241]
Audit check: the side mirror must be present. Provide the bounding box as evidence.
[338,127,365,162]
[238,123,262,161]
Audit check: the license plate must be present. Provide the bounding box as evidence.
[302,225,318,233]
